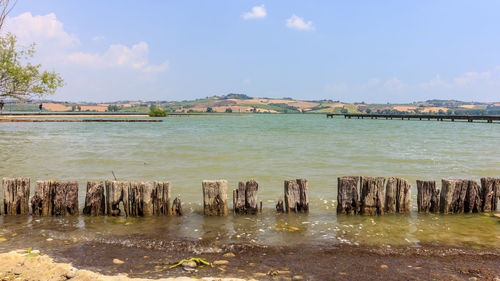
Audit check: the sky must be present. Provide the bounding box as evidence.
[4,0,500,103]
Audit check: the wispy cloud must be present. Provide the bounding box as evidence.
[92,35,105,41]
[453,71,490,85]
[242,5,267,20]
[286,14,314,31]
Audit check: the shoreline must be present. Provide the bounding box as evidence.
[2,238,499,281]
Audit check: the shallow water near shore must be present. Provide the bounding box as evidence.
[1,114,500,252]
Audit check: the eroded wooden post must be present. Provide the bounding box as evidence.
[2,178,30,215]
[233,180,259,215]
[385,177,411,214]
[464,180,482,213]
[440,179,467,214]
[83,181,105,216]
[202,180,228,216]
[105,180,129,216]
[481,177,500,212]
[171,197,182,215]
[417,180,440,213]
[153,181,171,216]
[32,180,55,216]
[53,181,79,216]
[360,177,385,215]
[32,180,78,216]
[337,176,359,215]
[284,179,309,213]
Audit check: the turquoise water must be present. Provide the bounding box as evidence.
[0,114,499,248]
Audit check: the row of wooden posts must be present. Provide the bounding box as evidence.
[1,177,499,217]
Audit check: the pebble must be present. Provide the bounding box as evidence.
[278,270,291,275]
[112,259,124,264]
[223,252,236,258]
[380,264,388,269]
[292,276,304,281]
[30,250,40,255]
[213,260,229,265]
[254,272,267,277]
[182,260,197,268]
[46,238,53,241]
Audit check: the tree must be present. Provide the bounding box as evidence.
[0,33,64,100]
[0,0,16,30]
[206,107,213,113]
[225,107,232,113]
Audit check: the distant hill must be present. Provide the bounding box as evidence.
[2,95,500,115]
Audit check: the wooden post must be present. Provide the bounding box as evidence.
[284,179,309,213]
[464,180,482,213]
[481,177,500,212]
[83,181,105,216]
[233,180,259,215]
[32,180,78,216]
[440,179,467,214]
[385,177,411,214]
[53,181,79,216]
[105,180,130,216]
[276,197,284,213]
[32,180,55,216]
[360,177,385,215]
[202,180,228,216]
[233,181,246,214]
[127,181,153,217]
[2,178,30,215]
[171,197,182,215]
[416,180,440,213]
[337,176,359,215]
[152,181,171,216]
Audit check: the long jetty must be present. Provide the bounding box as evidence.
[327,113,500,123]
[1,176,499,217]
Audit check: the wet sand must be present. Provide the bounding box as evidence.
[4,236,498,281]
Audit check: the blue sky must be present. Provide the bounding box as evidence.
[5,1,500,103]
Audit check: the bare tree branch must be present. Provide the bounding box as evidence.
[0,0,17,30]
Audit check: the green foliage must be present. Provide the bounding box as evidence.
[0,33,64,100]
[206,107,214,113]
[107,104,123,112]
[148,105,167,117]
[225,107,232,113]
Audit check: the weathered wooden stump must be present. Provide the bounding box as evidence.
[284,179,309,213]
[32,180,78,216]
[233,180,259,215]
[464,180,482,213]
[337,176,359,215]
[385,177,411,214]
[440,179,468,214]
[53,181,79,216]
[171,197,182,215]
[83,181,105,216]
[360,177,386,215]
[416,180,440,213]
[481,177,500,212]
[127,181,154,217]
[153,181,171,216]
[202,180,228,216]
[276,197,284,213]
[2,178,30,215]
[105,180,130,216]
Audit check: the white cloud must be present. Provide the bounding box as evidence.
[4,12,79,48]
[242,5,267,20]
[420,74,451,89]
[286,14,314,31]
[454,71,490,85]
[384,77,405,89]
[4,12,168,73]
[68,42,168,73]
[92,35,105,41]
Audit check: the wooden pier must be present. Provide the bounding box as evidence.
[327,113,500,123]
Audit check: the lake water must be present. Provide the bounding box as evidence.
[0,114,499,251]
